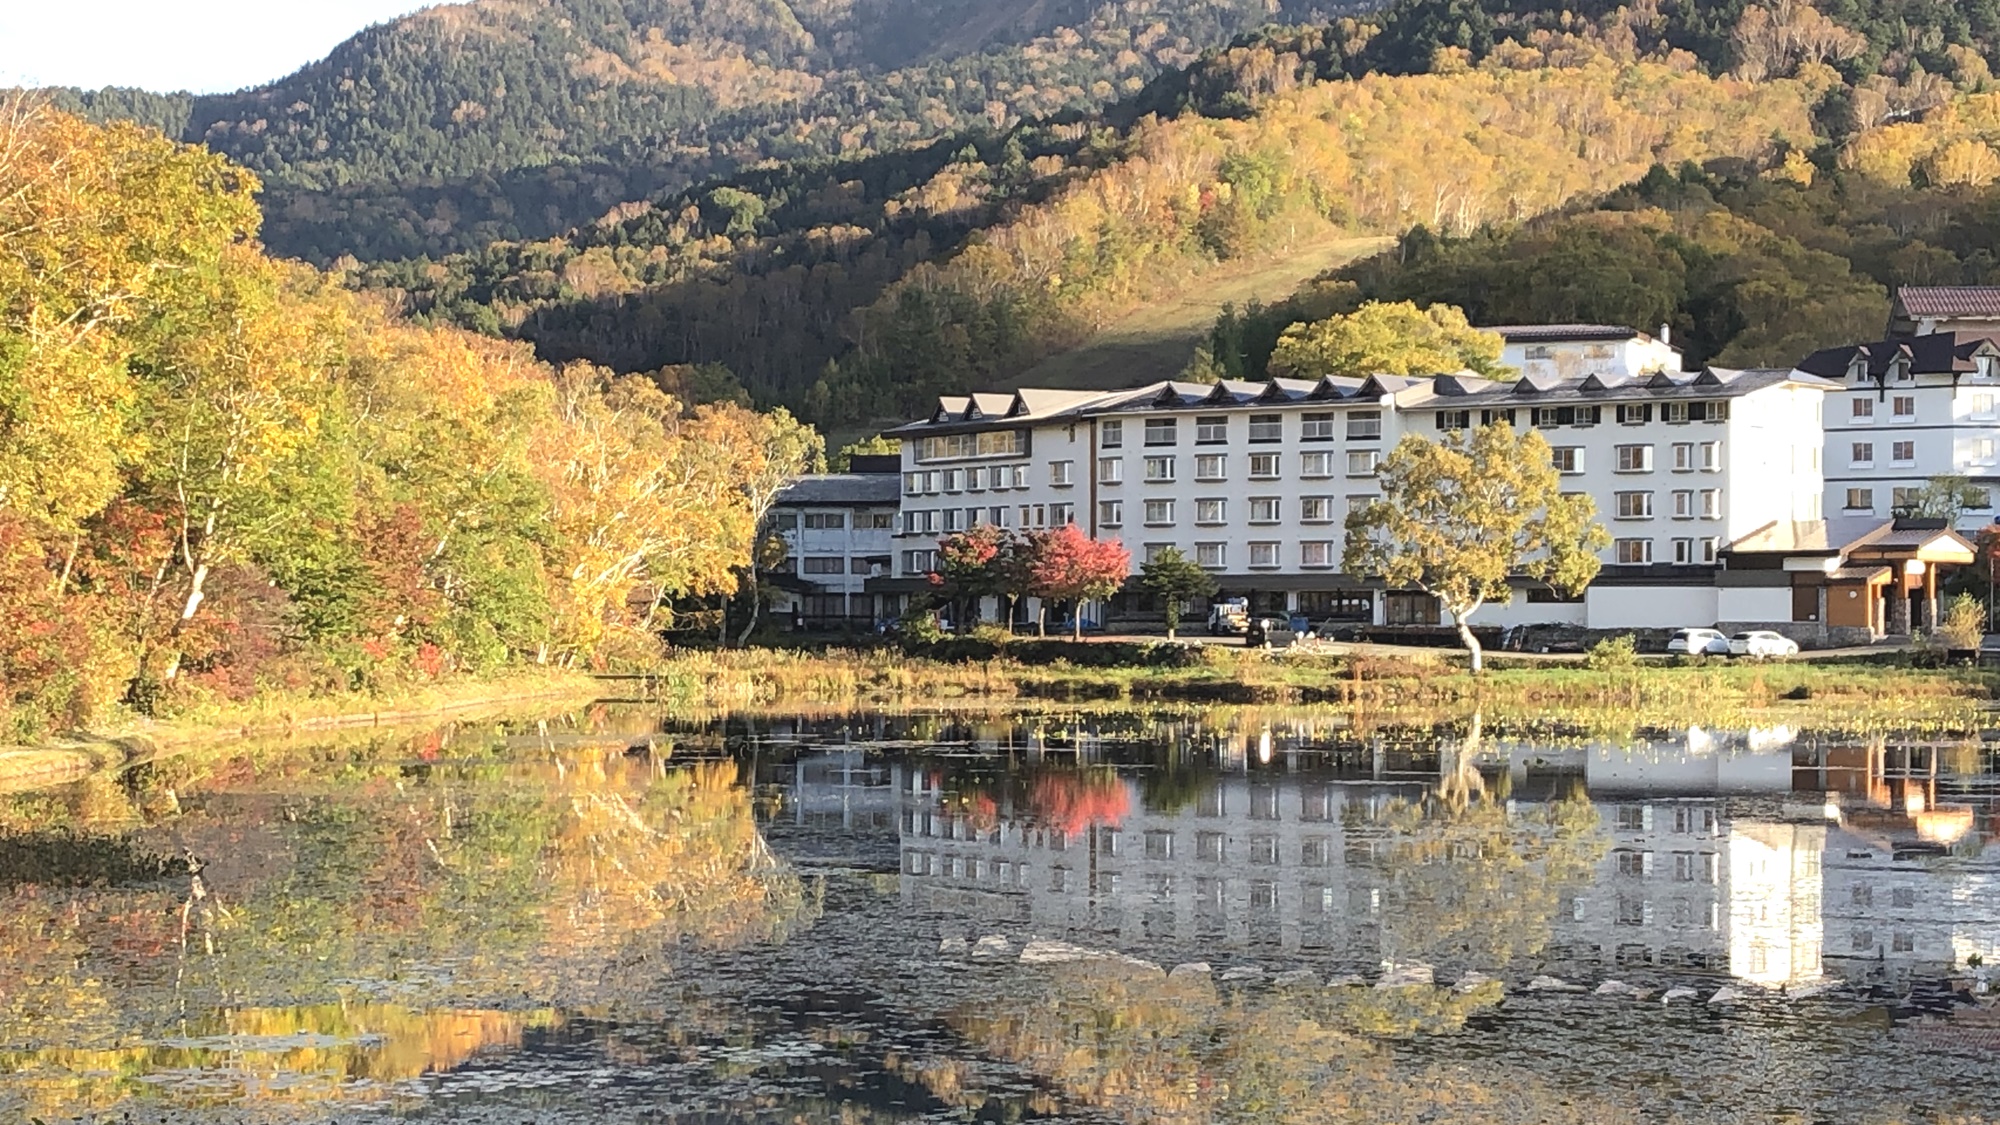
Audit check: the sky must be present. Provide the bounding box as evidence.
[0,1,440,94]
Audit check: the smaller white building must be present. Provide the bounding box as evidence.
[1493,324,1681,382]
[767,461,901,629]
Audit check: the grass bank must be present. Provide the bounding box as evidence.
[0,666,603,792]
[639,643,2000,732]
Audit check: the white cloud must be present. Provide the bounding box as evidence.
[0,1,440,94]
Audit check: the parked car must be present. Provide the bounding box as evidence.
[1728,630,1800,659]
[1245,617,1297,648]
[1666,627,1731,656]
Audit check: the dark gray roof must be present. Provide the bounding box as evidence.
[773,474,902,506]
[1488,324,1653,344]
[1415,366,1831,407]
[1797,331,2000,380]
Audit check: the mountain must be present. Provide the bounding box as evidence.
[38,0,1357,262]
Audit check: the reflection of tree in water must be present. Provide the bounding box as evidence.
[0,1003,554,1118]
[952,960,1641,1125]
[0,735,819,1114]
[1364,717,1607,972]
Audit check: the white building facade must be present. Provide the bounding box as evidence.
[882,366,1834,634]
[1496,324,1681,382]
[1798,330,2000,532]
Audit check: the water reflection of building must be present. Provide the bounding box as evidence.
[763,721,2000,986]
[1801,739,2000,980]
[885,731,1844,985]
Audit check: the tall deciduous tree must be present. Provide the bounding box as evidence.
[1345,423,1608,672]
[1269,300,1511,380]
[930,524,1015,632]
[1021,525,1131,640]
[710,406,824,645]
[1138,547,1217,639]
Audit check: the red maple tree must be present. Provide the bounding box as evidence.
[1021,524,1131,639]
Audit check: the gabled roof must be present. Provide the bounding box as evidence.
[1896,286,2000,319]
[1798,331,2000,380]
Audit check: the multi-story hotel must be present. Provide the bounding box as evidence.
[878,351,1834,633]
[1799,295,2000,531]
[765,455,901,629]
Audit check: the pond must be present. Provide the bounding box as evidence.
[3,706,1999,1123]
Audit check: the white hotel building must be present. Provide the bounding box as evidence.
[878,352,1833,634]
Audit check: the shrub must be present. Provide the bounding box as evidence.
[1936,593,1985,651]
[1584,634,1639,670]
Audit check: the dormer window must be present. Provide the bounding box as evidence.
[1890,358,1912,383]
[1847,357,1869,383]
[1979,354,1999,380]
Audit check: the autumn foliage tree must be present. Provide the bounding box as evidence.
[1345,423,1609,672]
[0,101,815,738]
[1020,525,1132,640]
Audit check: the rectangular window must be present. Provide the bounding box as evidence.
[1144,499,1176,526]
[1195,498,1226,525]
[1300,496,1334,523]
[1249,542,1280,568]
[802,557,845,574]
[803,512,846,529]
[1534,405,1602,428]
[1701,537,1718,563]
[1301,541,1335,568]
[1195,453,1226,481]
[1974,392,1996,417]
[1196,542,1226,569]
[1348,494,1373,512]
[1048,460,1073,486]
[1695,400,1729,422]
[1551,447,1583,474]
[1347,411,1382,440]
[1481,408,1516,427]
[1852,397,1874,421]
[943,508,964,532]
[1195,415,1228,444]
[1300,413,1336,441]
[1300,452,1334,478]
[1144,456,1176,482]
[1893,486,1921,510]
[1700,442,1721,472]
[1050,503,1075,526]
[1615,444,1654,472]
[1144,418,1177,446]
[1662,402,1689,424]
[1891,440,1915,464]
[772,512,799,531]
[1098,457,1123,484]
[1673,537,1694,564]
[1615,491,1654,519]
[1844,487,1874,511]
[1247,413,1283,443]
[1617,403,1653,425]
[1976,438,1997,463]
[1616,538,1654,564]
[989,506,1009,527]
[1101,420,1123,448]
[1893,395,1915,418]
[1098,499,1123,527]
[943,468,963,492]
[1673,489,1695,519]
[1010,465,1028,489]
[1435,409,1471,432]
[1196,831,1225,862]
[1672,442,1695,472]
[1700,490,1720,519]
[1249,453,1282,479]
[1851,441,1873,466]
[1346,450,1379,476]
[1248,497,1280,523]
[1142,542,1171,564]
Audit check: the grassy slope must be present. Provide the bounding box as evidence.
[1006,234,1394,390]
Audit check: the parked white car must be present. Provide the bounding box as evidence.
[1666,628,1731,656]
[1728,630,1800,659]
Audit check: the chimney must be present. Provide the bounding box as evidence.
[1659,323,1672,345]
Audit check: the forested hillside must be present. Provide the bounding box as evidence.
[37,0,1354,262]
[1198,89,2000,379]
[361,54,1821,424]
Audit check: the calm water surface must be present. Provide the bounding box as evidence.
[4,707,1999,1123]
